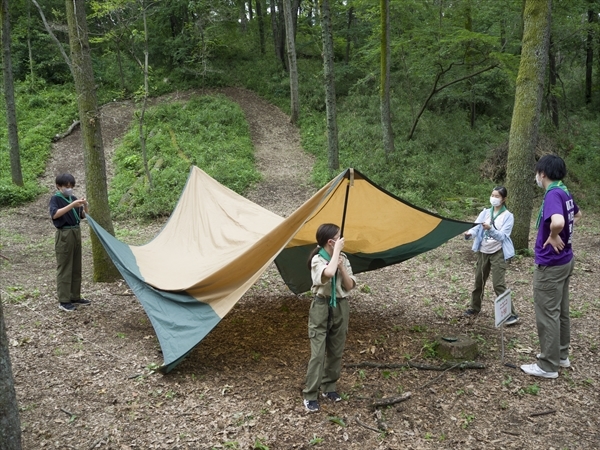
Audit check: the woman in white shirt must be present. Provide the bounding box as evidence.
[464,186,518,325]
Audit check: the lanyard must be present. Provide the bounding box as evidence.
[535,181,569,229]
[318,247,337,308]
[489,205,506,226]
[55,192,80,224]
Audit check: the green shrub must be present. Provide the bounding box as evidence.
[0,181,45,206]
[109,95,261,218]
[0,84,78,207]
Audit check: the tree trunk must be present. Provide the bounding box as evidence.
[1,0,24,187]
[65,0,120,282]
[270,0,278,58]
[256,0,265,54]
[291,0,300,41]
[548,36,559,128]
[585,5,594,104]
[27,4,35,84]
[138,0,153,188]
[116,42,125,93]
[270,0,285,68]
[500,15,506,50]
[239,0,248,32]
[505,0,552,251]
[380,0,394,157]
[277,0,287,70]
[320,0,339,173]
[465,1,476,128]
[0,301,22,450]
[345,6,354,64]
[283,0,299,124]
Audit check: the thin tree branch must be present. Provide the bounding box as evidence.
[407,63,498,140]
[30,0,72,75]
[434,64,498,93]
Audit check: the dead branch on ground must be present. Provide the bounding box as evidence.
[529,409,556,417]
[52,121,80,142]
[370,392,412,409]
[346,361,485,371]
[355,415,382,433]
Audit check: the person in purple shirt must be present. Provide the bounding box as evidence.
[521,155,582,379]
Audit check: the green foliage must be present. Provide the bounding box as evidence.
[1,0,598,217]
[421,339,438,358]
[562,112,600,209]
[297,86,507,217]
[520,384,540,396]
[309,434,324,445]
[253,438,269,450]
[461,412,475,429]
[109,95,261,218]
[327,416,346,427]
[0,83,78,206]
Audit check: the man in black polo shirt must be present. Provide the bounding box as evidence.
[48,173,90,312]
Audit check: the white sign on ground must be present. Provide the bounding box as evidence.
[494,289,512,328]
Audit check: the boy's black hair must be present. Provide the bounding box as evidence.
[535,155,567,181]
[493,186,508,199]
[55,173,76,187]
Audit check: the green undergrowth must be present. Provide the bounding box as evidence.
[2,58,598,219]
[0,82,79,206]
[298,97,500,219]
[231,56,599,218]
[232,57,505,219]
[108,94,261,219]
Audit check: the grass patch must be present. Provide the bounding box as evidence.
[0,84,79,206]
[109,94,261,218]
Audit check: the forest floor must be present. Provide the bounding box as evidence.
[1,87,599,450]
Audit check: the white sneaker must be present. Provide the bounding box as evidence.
[520,363,558,379]
[536,353,571,368]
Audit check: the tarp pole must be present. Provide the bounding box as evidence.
[340,168,354,237]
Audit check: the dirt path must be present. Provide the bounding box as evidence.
[218,87,316,216]
[39,87,315,217]
[1,89,599,450]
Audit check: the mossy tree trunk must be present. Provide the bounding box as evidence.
[256,0,265,54]
[65,0,119,281]
[320,0,339,174]
[270,0,286,70]
[506,0,552,251]
[548,36,559,128]
[283,0,299,124]
[585,3,595,104]
[0,301,21,450]
[380,0,395,158]
[1,0,23,187]
[344,6,354,64]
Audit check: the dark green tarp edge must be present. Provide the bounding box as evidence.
[275,218,473,294]
[86,216,221,373]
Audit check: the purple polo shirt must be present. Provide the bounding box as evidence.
[534,187,579,266]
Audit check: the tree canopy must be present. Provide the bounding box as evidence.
[1,0,598,212]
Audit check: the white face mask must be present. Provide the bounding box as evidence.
[62,188,74,197]
[490,196,502,207]
[535,174,543,188]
